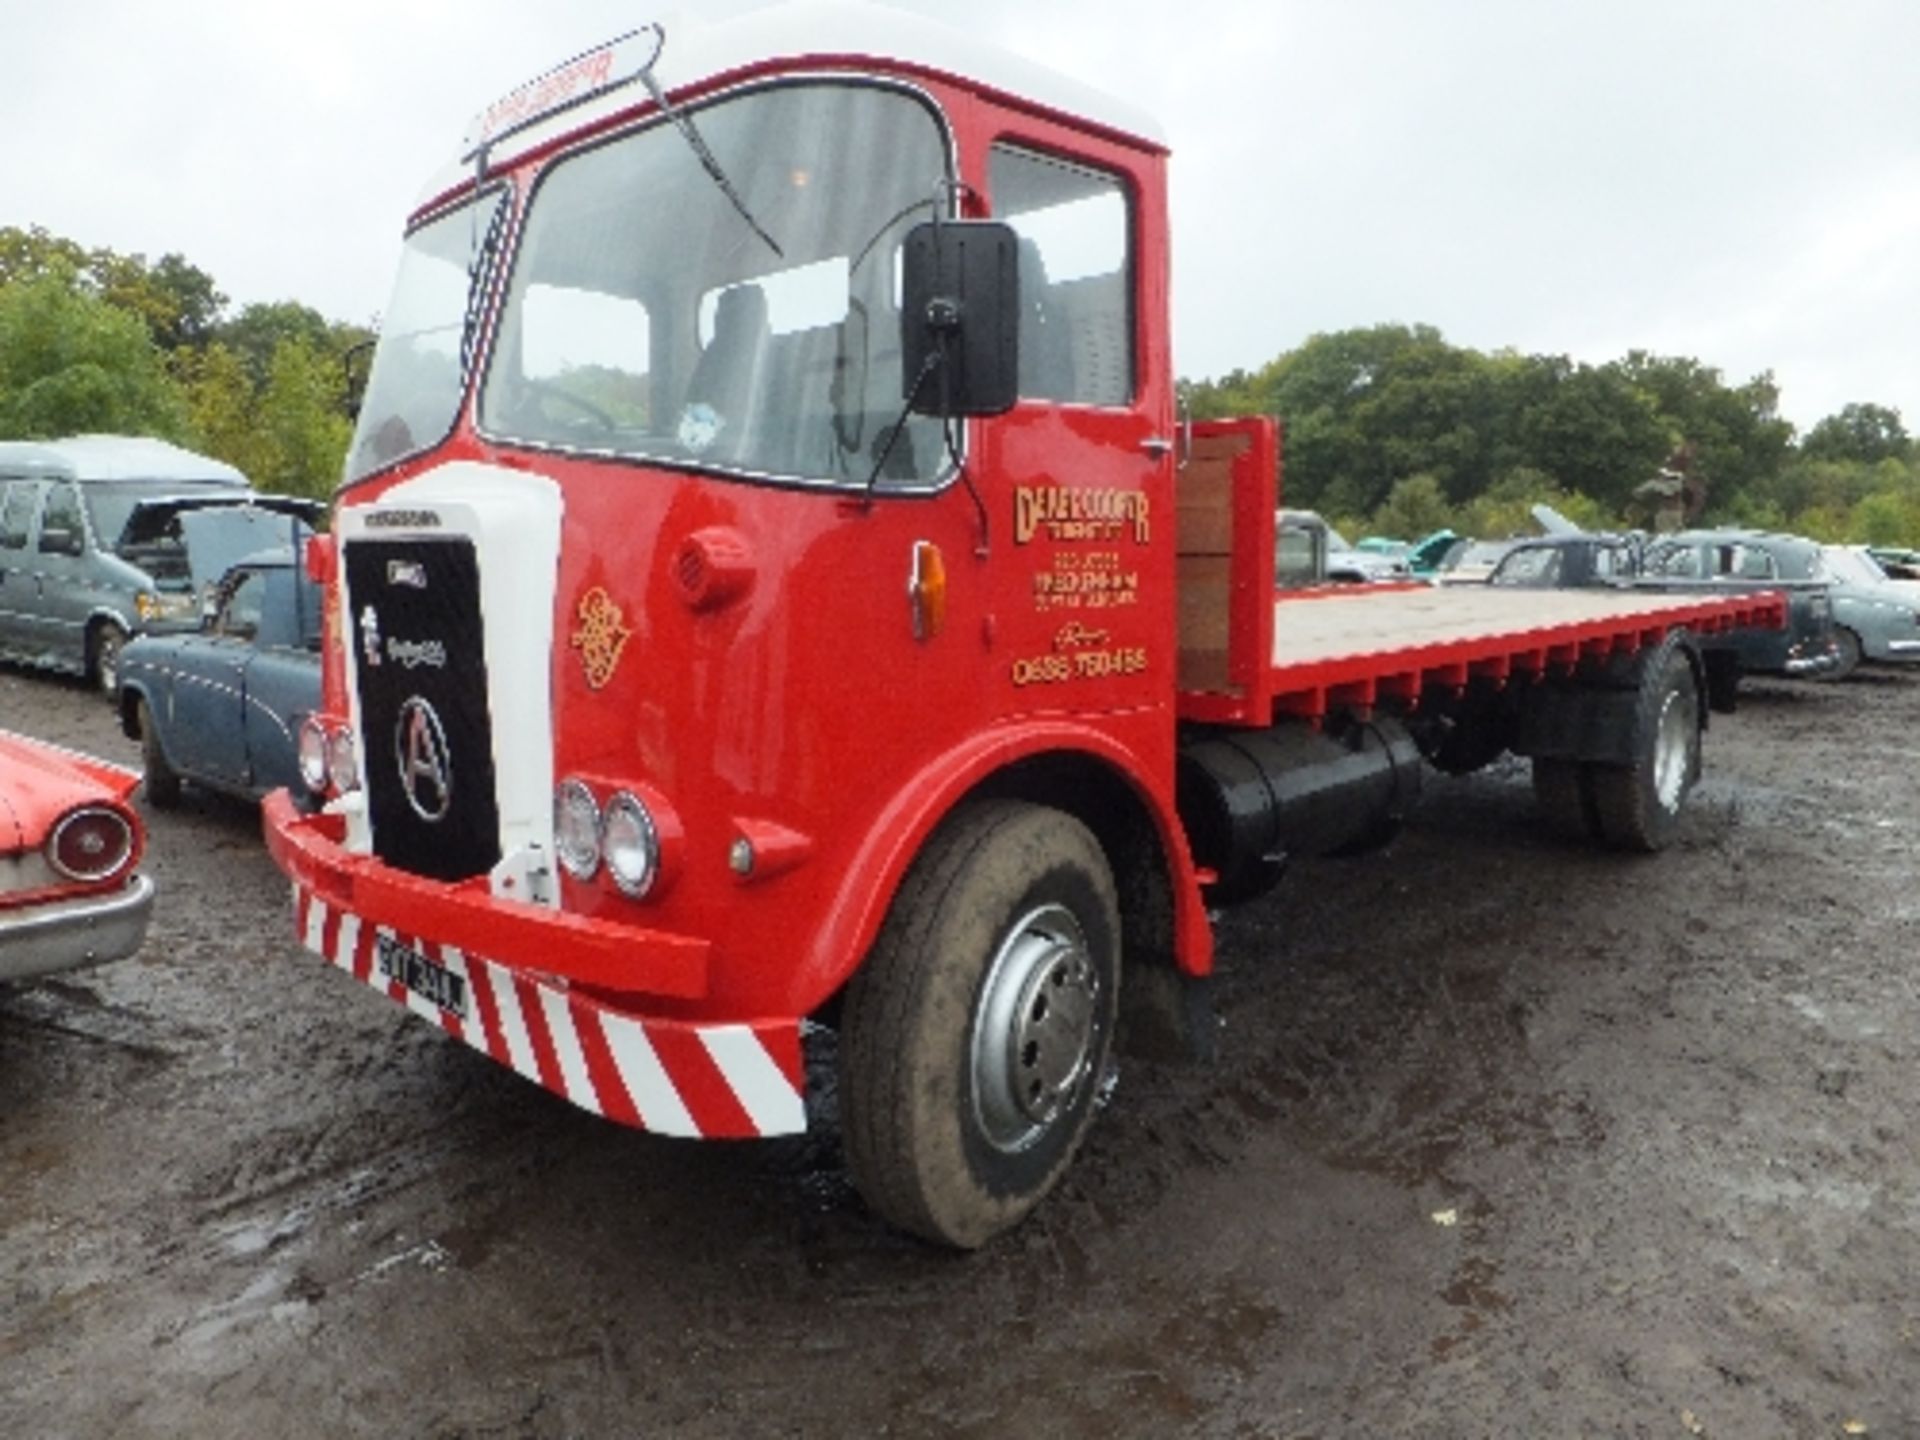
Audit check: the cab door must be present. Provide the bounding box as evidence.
[0,480,42,656]
[977,140,1171,718]
[166,567,262,788]
[32,481,93,670]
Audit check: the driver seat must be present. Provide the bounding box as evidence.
[684,283,771,451]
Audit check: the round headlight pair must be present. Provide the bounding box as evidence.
[298,717,361,795]
[552,780,660,898]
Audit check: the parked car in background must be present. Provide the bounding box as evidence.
[0,730,153,984]
[1639,530,1838,679]
[1276,510,1412,586]
[1433,538,1521,585]
[1817,545,1920,679]
[116,548,323,807]
[0,435,321,695]
[1488,533,1644,589]
[1866,546,1920,581]
[1404,528,1464,578]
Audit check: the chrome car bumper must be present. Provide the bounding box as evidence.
[0,873,156,983]
[1783,649,1840,677]
[1884,639,1920,656]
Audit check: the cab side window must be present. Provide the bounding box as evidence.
[988,145,1134,407]
[0,482,35,550]
[38,483,85,554]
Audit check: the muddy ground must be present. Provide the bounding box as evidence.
[2,663,1916,1439]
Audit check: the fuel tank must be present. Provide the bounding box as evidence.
[1176,718,1425,903]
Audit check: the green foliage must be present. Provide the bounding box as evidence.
[1801,402,1909,465]
[1188,325,1920,549]
[0,225,225,351]
[0,226,360,493]
[0,273,187,438]
[1370,473,1453,541]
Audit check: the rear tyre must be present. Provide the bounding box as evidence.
[91,621,127,697]
[1589,635,1701,852]
[1821,628,1862,682]
[138,699,182,808]
[839,801,1120,1249]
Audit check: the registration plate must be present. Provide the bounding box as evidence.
[375,934,469,1020]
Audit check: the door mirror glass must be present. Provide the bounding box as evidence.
[898,221,1020,418]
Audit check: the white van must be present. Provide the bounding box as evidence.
[0,435,300,693]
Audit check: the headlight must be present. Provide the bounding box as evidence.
[297,718,330,792]
[48,806,136,882]
[554,779,602,881]
[325,727,361,794]
[134,590,197,623]
[601,791,660,898]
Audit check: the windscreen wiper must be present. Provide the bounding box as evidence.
[638,41,783,259]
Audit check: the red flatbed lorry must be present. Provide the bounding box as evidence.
[263,3,1782,1247]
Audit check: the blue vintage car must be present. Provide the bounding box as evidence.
[115,549,321,806]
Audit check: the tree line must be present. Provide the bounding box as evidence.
[0,225,368,499]
[1186,323,1918,547]
[2,227,1913,545]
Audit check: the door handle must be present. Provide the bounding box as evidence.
[1140,436,1174,458]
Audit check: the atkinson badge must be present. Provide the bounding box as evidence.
[395,696,454,823]
[570,586,632,690]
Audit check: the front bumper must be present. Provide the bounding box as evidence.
[262,791,804,1138]
[0,873,156,983]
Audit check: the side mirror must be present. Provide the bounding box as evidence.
[899,221,1020,418]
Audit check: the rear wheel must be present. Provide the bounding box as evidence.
[90,621,127,697]
[1822,627,1862,682]
[1589,635,1701,852]
[138,698,182,808]
[839,801,1120,1249]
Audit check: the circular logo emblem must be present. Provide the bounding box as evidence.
[394,696,453,823]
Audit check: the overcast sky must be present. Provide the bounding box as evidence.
[8,0,1916,432]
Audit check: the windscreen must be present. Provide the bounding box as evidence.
[480,82,951,486]
[346,190,508,483]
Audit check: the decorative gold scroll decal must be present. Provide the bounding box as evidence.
[570,586,633,690]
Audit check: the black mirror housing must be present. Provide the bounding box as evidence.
[899,221,1020,418]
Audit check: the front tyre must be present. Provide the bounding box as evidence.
[839,801,1120,1249]
[138,698,182,808]
[91,621,127,697]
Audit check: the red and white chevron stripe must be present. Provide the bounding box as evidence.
[293,884,806,1138]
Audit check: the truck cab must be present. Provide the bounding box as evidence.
[272,3,1193,1247]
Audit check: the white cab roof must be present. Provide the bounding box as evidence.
[0,435,249,485]
[420,0,1164,208]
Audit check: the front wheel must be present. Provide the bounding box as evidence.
[838,801,1120,1249]
[91,621,127,697]
[138,698,182,808]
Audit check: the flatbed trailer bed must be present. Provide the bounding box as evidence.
[1175,421,1786,727]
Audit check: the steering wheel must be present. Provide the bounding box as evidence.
[521,378,619,433]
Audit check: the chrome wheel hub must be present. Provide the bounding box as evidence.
[971,903,1101,1154]
[1653,687,1693,810]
